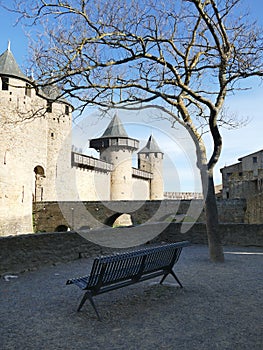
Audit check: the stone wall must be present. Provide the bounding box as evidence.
[32,199,247,234]
[1,222,262,275]
[245,193,263,224]
[217,199,247,223]
[0,75,72,236]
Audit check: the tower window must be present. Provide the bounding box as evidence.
[253,156,257,164]
[51,132,54,138]
[25,83,31,97]
[46,101,52,113]
[65,105,69,115]
[1,77,9,90]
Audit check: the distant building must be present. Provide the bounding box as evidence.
[0,45,164,236]
[220,149,263,199]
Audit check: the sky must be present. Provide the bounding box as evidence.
[0,0,262,193]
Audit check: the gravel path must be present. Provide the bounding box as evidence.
[0,244,262,350]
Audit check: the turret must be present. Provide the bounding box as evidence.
[0,43,72,236]
[90,114,139,200]
[0,43,28,81]
[138,135,164,199]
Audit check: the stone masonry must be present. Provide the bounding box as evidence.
[0,46,164,236]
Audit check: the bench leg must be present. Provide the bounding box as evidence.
[77,291,102,321]
[170,270,183,288]
[160,270,183,288]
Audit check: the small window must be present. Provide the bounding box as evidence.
[4,150,7,164]
[65,105,69,115]
[2,77,9,90]
[51,132,54,138]
[239,172,243,177]
[253,156,257,164]
[46,101,52,113]
[25,83,31,97]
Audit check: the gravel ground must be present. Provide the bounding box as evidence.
[0,244,262,350]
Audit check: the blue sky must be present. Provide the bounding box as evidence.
[1,0,262,192]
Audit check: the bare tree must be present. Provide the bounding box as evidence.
[8,0,263,261]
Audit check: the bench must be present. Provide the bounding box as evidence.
[66,241,190,320]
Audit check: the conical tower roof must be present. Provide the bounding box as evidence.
[90,114,139,151]
[101,113,128,138]
[139,135,163,154]
[0,45,28,80]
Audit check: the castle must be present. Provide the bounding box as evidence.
[0,46,164,236]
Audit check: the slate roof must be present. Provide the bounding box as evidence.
[0,47,28,80]
[0,45,72,107]
[139,135,163,154]
[101,114,129,138]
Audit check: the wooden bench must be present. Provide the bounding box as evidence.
[66,241,190,320]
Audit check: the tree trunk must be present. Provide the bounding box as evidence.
[191,128,224,262]
[204,171,224,262]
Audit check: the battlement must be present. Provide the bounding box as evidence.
[132,167,153,180]
[72,152,113,172]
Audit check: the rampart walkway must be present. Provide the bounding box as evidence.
[1,245,262,350]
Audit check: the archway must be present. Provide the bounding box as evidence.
[33,166,45,202]
[55,225,69,232]
[104,213,134,227]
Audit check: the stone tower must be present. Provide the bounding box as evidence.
[138,135,164,199]
[90,114,139,200]
[0,45,72,235]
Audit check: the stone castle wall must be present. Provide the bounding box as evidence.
[30,199,247,235]
[245,193,263,224]
[0,76,72,235]
[1,222,262,275]
[131,176,150,200]
[2,50,261,238]
[0,74,153,236]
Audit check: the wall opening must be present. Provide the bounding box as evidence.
[33,166,45,202]
[104,213,133,227]
[1,77,9,90]
[25,83,31,97]
[65,105,69,115]
[46,101,52,113]
[55,225,69,232]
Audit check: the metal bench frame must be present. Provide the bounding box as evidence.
[66,241,190,320]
